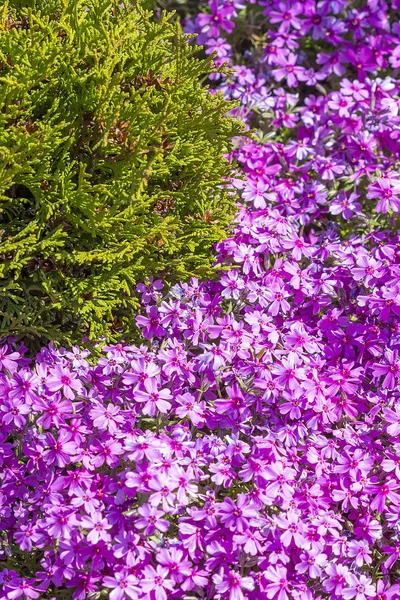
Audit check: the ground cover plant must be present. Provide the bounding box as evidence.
[4,0,400,600]
[0,0,242,347]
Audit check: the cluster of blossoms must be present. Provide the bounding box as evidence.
[4,0,400,599]
[4,217,400,599]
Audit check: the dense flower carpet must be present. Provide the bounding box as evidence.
[3,1,400,599]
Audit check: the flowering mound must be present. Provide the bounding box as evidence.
[2,211,400,599]
[4,0,400,599]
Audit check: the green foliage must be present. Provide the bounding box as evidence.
[0,0,243,347]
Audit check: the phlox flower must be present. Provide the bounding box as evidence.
[134,378,172,416]
[0,345,21,372]
[134,504,169,535]
[79,513,112,544]
[218,494,258,532]
[342,574,375,600]
[213,569,255,600]
[1,397,30,428]
[272,52,304,88]
[373,350,400,391]
[89,402,125,433]
[295,549,327,578]
[323,563,350,594]
[148,473,177,512]
[276,511,306,547]
[47,365,81,400]
[14,524,42,552]
[264,565,291,600]
[197,0,235,37]
[367,178,400,213]
[262,461,297,501]
[136,305,165,339]
[103,571,140,600]
[156,547,192,582]
[180,565,208,591]
[175,392,205,426]
[233,528,265,556]
[6,579,40,600]
[369,479,400,512]
[141,565,175,600]
[178,522,205,555]
[43,430,77,467]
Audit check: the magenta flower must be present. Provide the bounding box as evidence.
[7,579,40,599]
[14,525,42,552]
[272,53,304,87]
[323,563,350,595]
[295,549,327,578]
[213,569,254,600]
[89,402,124,433]
[373,350,400,390]
[136,305,165,339]
[264,565,291,600]
[43,430,77,467]
[79,513,112,544]
[276,511,306,548]
[134,504,169,535]
[1,397,30,428]
[197,0,235,37]
[342,574,375,600]
[367,178,400,213]
[218,494,258,532]
[0,345,21,372]
[134,378,172,416]
[103,571,140,600]
[47,365,81,399]
[370,479,400,512]
[263,461,297,501]
[156,547,192,582]
[269,2,303,33]
[375,580,400,599]
[141,565,175,600]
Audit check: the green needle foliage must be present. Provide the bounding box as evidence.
[0,0,243,348]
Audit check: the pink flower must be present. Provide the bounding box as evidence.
[89,402,125,433]
[272,53,304,88]
[47,365,81,399]
[264,565,291,600]
[7,579,40,599]
[276,511,306,548]
[370,479,400,512]
[213,569,254,600]
[342,574,375,600]
[323,563,350,595]
[103,571,140,600]
[156,547,192,582]
[218,494,258,532]
[80,514,112,544]
[134,504,169,535]
[43,430,77,467]
[141,565,175,600]
[134,379,172,416]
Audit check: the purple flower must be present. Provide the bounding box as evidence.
[342,574,375,600]
[264,565,291,600]
[134,379,172,416]
[43,430,77,467]
[141,565,175,600]
[197,0,235,37]
[213,569,254,600]
[79,513,112,544]
[47,365,81,399]
[103,571,141,600]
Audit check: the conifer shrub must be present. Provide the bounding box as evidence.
[0,0,242,347]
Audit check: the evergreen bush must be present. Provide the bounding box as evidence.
[0,0,242,347]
